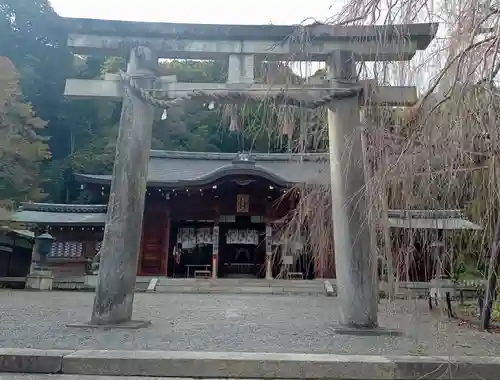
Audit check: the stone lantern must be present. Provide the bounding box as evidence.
[26,232,55,291]
[36,232,55,269]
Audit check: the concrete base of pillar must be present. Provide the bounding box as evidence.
[331,325,403,337]
[67,320,151,329]
[25,270,53,291]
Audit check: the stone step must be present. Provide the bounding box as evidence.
[155,279,326,295]
[1,349,497,379]
[188,284,325,290]
[155,284,325,295]
[52,278,327,295]
[158,279,324,287]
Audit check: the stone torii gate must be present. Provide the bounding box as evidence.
[61,18,437,329]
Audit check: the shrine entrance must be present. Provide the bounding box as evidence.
[218,216,266,278]
[163,169,293,279]
[169,222,214,278]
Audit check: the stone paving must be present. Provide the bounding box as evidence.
[0,290,499,355]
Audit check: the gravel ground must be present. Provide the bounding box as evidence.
[0,290,498,355]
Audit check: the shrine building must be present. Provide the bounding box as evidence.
[6,150,327,280]
[2,150,482,282]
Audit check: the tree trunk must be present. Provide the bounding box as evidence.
[481,156,500,330]
[481,216,500,330]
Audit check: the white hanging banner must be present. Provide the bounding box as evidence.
[226,229,259,245]
[177,227,213,248]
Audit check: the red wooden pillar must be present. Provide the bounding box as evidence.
[138,201,168,276]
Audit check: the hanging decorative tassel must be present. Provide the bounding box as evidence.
[161,109,167,120]
[229,106,240,132]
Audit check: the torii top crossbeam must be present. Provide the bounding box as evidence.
[59,18,438,61]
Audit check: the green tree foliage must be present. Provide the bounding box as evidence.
[0,57,50,204]
[0,0,70,156]
[0,0,306,204]
[152,60,295,154]
[39,54,121,203]
[1,0,75,202]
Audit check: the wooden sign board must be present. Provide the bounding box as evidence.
[236,194,249,213]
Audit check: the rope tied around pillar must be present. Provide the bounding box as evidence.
[118,71,363,111]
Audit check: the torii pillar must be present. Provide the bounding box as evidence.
[327,51,379,330]
[71,46,157,327]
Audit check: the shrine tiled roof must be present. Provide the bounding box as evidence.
[3,202,482,230]
[9,203,107,226]
[75,150,329,188]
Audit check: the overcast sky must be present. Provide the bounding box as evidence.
[49,0,335,25]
